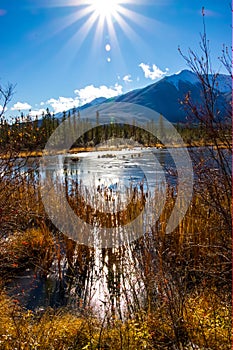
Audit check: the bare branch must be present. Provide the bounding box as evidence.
[0,82,15,118]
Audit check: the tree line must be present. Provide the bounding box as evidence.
[1,107,231,153]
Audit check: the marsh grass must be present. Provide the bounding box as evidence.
[0,156,231,349]
[0,289,230,350]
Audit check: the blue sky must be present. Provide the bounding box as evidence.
[0,0,231,118]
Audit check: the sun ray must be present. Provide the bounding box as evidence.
[92,15,106,52]
[105,15,125,63]
[34,6,94,47]
[112,11,146,48]
[117,6,162,32]
[37,0,159,70]
[48,7,93,40]
[58,10,99,66]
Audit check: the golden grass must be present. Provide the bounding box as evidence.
[0,138,231,160]
[0,292,89,350]
[0,154,231,349]
[0,289,230,350]
[0,226,55,282]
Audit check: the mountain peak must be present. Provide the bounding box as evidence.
[55,70,230,124]
[165,69,199,89]
[164,69,231,93]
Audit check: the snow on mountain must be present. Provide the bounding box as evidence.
[165,69,231,94]
[165,70,200,90]
[114,69,231,122]
[54,70,231,123]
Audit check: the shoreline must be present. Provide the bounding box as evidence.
[0,142,230,159]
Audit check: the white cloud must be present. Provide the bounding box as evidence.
[74,84,123,106]
[45,84,123,114]
[123,75,133,83]
[11,102,32,111]
[139,63,169,80]
[46,96,78,114]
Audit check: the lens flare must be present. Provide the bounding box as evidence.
[41,0,159,67]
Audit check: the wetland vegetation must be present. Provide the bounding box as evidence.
[0,23,231,350]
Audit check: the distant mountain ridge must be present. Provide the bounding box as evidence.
[57,70,231,123]
[114,70,231,122]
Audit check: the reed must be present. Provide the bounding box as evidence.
[0,154,231,349]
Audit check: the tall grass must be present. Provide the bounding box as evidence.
[0,154,231,349]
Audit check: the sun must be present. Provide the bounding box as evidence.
[90,0,119,19]
[44,0,153,65]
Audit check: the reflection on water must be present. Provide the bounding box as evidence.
[49,147,176,192]
[4,146,231,315]
[7,147,180,315]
